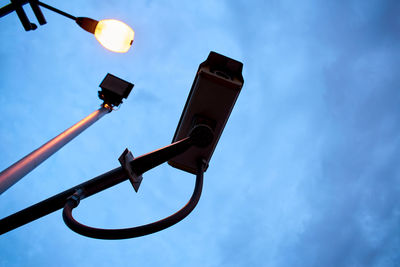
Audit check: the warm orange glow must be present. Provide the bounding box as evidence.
[94,19,134,53]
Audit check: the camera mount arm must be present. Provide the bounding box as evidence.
[63,159,207,239]
[0,124,213,237]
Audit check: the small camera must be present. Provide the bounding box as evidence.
[98,73,134,107]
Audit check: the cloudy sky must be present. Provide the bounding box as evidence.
[1,0,399,266]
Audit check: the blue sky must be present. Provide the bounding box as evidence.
[1,0,400,266]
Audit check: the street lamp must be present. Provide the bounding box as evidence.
[0,73,134,194]
[0,0,134,53]
[0,52,244,239]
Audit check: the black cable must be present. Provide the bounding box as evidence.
[62,160,206,240]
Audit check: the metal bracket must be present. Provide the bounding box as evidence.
[118,148,143,192]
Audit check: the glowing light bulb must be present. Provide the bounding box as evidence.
[94,19,134,53]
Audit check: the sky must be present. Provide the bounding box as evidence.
[0,0,400,266]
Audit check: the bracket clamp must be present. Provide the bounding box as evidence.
[118,148,143,192]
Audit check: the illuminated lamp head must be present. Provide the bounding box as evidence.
[76,17,134,53]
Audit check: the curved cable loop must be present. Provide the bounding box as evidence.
[62,160,206,240]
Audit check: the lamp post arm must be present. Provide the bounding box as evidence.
[0,1,76,20]
[37,1,76,20]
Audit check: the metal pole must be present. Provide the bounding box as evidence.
[0,106,110,194]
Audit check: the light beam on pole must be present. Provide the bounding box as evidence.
[0,107,110,194]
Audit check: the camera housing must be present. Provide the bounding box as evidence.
[98,73,134,107]
[168,51,244,174]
